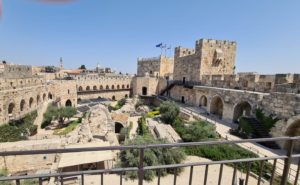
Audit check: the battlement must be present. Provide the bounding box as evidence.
[174,47,195,58]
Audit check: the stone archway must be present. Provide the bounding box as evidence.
[210,96,224,118]
[115,122,124,133]
[43,93,46,101]
[78,86,83,91]
[233,101,252,123]
[65,99,72,107]
[199,95,207,107]
[8,103,15,114]
[37,95,41,105]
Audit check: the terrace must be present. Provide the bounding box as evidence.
[0,137,299,185]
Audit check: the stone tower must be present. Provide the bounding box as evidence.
[173,38,237,82]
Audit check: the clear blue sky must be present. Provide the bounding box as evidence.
[0,0,299,74]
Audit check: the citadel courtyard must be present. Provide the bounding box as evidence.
[1,1,300,185]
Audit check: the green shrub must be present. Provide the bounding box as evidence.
[117,135,186,181]
[160,101,180,124]
[137,116,150,136]
[255,109,279,133]
[239,117,254,136]
[112,99,126,110]
[176,121,217,142]
[53,120,81,135]
[0,111,38,142]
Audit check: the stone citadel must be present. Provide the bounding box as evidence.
[1,38,300,139]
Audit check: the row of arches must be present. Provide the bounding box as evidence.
[7,92,53,115]
[196,95,252,122]
[78,84,130,91]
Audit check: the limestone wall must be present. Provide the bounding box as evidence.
[137,56,174,78]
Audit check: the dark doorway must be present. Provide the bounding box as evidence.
[115,122,124,133]
[181,96,185,104]
[65,99,72,107]
[183,77,186,84]
[142,87,148,96]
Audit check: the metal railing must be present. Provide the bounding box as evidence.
[0,137,300,185]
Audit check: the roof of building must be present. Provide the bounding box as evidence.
[58,141,114,168]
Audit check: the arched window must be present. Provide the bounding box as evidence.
[20,100,25,111]
[122,85,125,89]
[43,93,46,101]
[106,85,109,90]
[48,93,53,100]
[127,84,130,88]
[78,86,83,91]
[117,85,120,89]
[112,95,116,101]
[86,86,90,91]
[29,97,34,108]
[8,103,15,114]
[112,85,115,90]
[100,85,103,90]
[93,86,97,90]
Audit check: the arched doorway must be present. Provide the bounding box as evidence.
[78,86,83,91]
[233,101,252,123]
[48,93,53,100]
[285,120,300,151]
[8,103,15,114]
[43,93,46,101]
[181,96,185,104]
[20,100,25,111]
[112,96,116,101]
[210,96,223,118]
[115,122,124,133]
[199,95,207,107]
[142,87,147,95]
[77,98,82,104]
[29,97,34,108]
[65,99,72,107]
[125,94,128,98]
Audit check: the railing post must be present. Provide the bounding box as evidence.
[281,139,295,185]
[138,147,145,185]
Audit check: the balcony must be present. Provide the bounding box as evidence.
[0,137,299,185]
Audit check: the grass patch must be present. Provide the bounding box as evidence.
[53,120,80,135]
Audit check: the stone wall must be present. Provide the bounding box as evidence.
[137,56,174,78]
[0,64,34,79]
[169,85,300,122]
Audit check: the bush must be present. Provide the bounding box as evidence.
[255,109,279,133]
[137,116,150,136]
[117,135,186,181]
[0,111,38,142]
[112,99,126,111]
[175,120,217,142]
[239,117,254,136]
[160,101,180,124]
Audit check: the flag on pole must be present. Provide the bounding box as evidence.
[156,43,163,48]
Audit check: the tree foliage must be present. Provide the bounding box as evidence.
[79,65,86,70]
[136,116,150,136]
[159,101,180,124]
[42,105,76,128]
[118,135,186,181]
[255,108,279,133]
